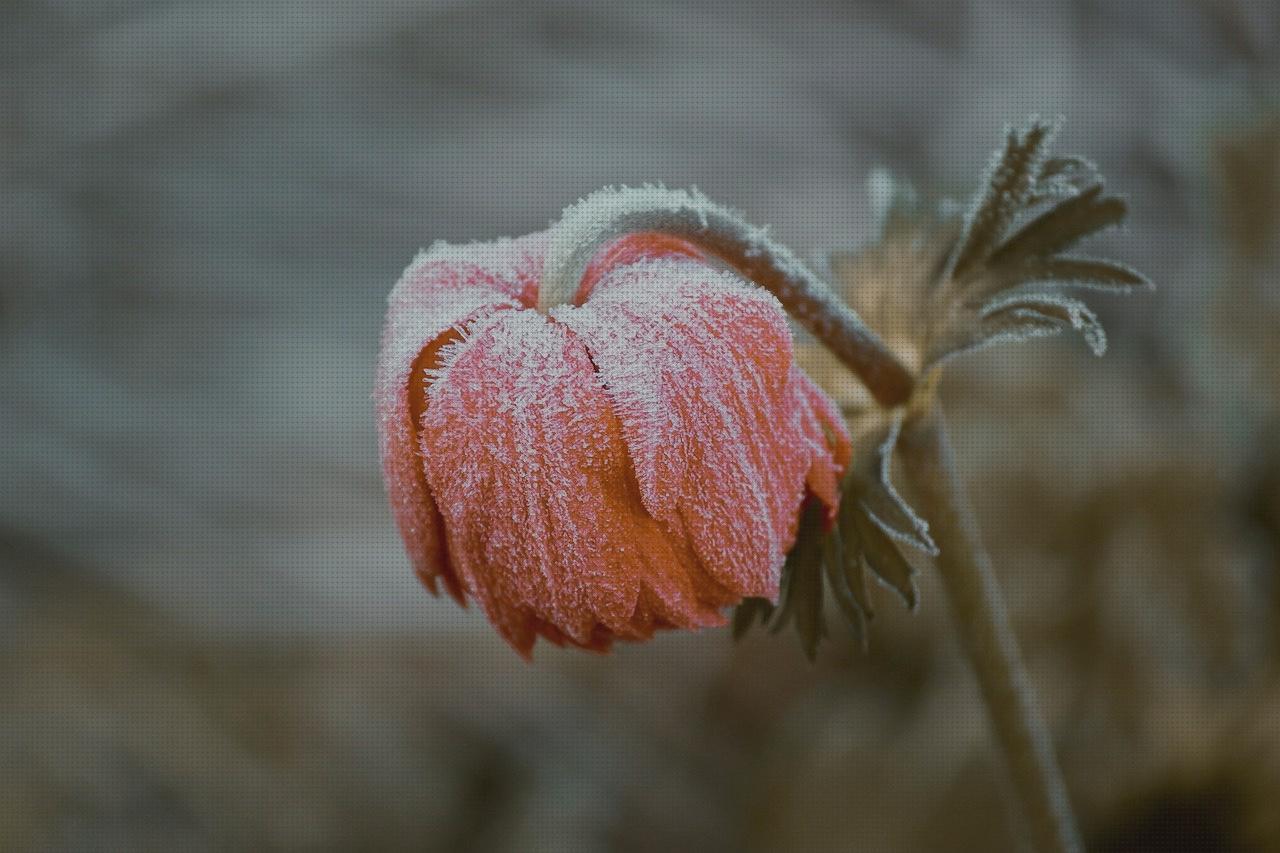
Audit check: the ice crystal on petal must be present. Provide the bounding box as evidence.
[374,233,547,599]
[556,258,809,597]
[421,309,735,655]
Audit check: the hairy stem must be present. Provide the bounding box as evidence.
[897,390,1082,853]
[539,187,915,406]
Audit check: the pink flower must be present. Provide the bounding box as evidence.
[376,230,851,656]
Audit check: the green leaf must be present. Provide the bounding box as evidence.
[1039,156,1097,182]
[823,523,869,652]
[948,119,1058,282]
[849,119,1148,374]
[982,294,1107,356]
[1033,156,1100,202]
[834,505,876,620]
[732,597,774,640]
[962,255,1152,306]
[771,500,829,660]
[971,308,1068,350]
[852,418,938,555]
[1025,257,1152,292]
[988,185,1128,268]
[853,510,918,611]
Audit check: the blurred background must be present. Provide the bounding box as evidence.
[3,1,1280,850]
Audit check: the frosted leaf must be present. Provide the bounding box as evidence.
[982,292,1108,356]
[988,185,1128,268]
[849,506,918,610]
[968,309,1068,352]
[1035,156,1099,197]
[1039,155,1098,182]
[962,255,1153,306]
[852,413,938,555]
[822,522,870,651]
[832,119,1144,372]
[946,117,1060,283]
[1019,257,1152,294]
[769,499,829,661]
[867,167,922,237]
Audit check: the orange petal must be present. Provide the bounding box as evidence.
[575,232,708,304]
[420,309,726,656]
[555,257,821,600]
[375,233,546,600]
[790,368,853,516]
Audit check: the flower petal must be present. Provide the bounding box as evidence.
[555,257,821,599]
[420,309,728,656]
[375,233,546,600]
[575,232,707,304]
[790,367,853,514]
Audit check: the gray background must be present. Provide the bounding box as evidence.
[4,2,1279,851]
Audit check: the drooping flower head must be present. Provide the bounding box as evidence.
[376,220,851,656]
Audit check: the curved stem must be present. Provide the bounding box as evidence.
[897,394,1082,853]
[539,186,915,407]
[542,185,1082,850]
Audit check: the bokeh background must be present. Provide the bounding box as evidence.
[4,1,1280,850]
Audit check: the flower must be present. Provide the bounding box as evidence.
[376,230,851,656]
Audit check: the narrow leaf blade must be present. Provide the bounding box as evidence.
[824,524,869,651]
[949,119,1058,282]
[989,186,1128,267]
[732,597,774,640]
[854,512,919,611]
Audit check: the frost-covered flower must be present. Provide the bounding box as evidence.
[376,231,851,656]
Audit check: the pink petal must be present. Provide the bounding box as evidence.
[420,310,729,656]
[575,232,708,304]
[375,233,547,600]
[790,368,853,516]
[554,257,820,599]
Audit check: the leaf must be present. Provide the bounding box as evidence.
[1025,257,1153,293]
[852,510,918,611]
[975,308,1069,346]
[948,119,1059,282]
[823,524,869,652]
[732,597,774,640]
[846,119,1148,374]
[852,416,938,555]
[771,499,829,660]
[988,185,1128,268]
[982,293,1108,356]
[1033,156,1100,203]
[924,306,1072,368]
[1039,156,1098,182]
[962,255,1153,306]
[834,507,876,620]
[741,423,928,655]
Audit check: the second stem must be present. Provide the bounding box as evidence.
[897,392,1082,853]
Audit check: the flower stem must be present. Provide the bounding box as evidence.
[542,187,1082,850]
[539,186,915,406]
[897,389,1082,853]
